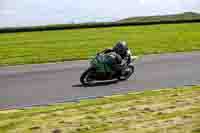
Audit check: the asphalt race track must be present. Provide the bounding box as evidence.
[0,52,200,109]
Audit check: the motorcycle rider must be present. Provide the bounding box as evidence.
[101,41,133,75]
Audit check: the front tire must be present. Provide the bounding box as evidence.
[118,65,135,81]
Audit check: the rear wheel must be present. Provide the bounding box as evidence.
[80,68,95,86]
[118,65,135,81]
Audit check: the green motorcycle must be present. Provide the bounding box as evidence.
[80,53,137,86]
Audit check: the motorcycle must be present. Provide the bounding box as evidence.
[80,52,138,86]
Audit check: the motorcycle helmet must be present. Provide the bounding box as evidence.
[113,41,128,56]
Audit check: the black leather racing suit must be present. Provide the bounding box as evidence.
[102,48,132,73]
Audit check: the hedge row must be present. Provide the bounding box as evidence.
[1,19,200,33]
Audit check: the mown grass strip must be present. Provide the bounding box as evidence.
[0,86,200,133]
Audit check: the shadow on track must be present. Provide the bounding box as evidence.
[72,80,119,87]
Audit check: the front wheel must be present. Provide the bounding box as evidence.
[80,68,95,86]
[118,65,135,81]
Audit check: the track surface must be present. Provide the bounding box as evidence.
[0,52,200,109]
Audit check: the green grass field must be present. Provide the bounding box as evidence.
[0,86,200,133]
[0,23,200,66]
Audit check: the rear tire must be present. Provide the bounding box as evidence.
[80,68,95,86]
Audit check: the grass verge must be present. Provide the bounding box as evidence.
[0,86,200,133]
[0,23,200,66]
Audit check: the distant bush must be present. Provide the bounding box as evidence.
[0,19,200,33]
